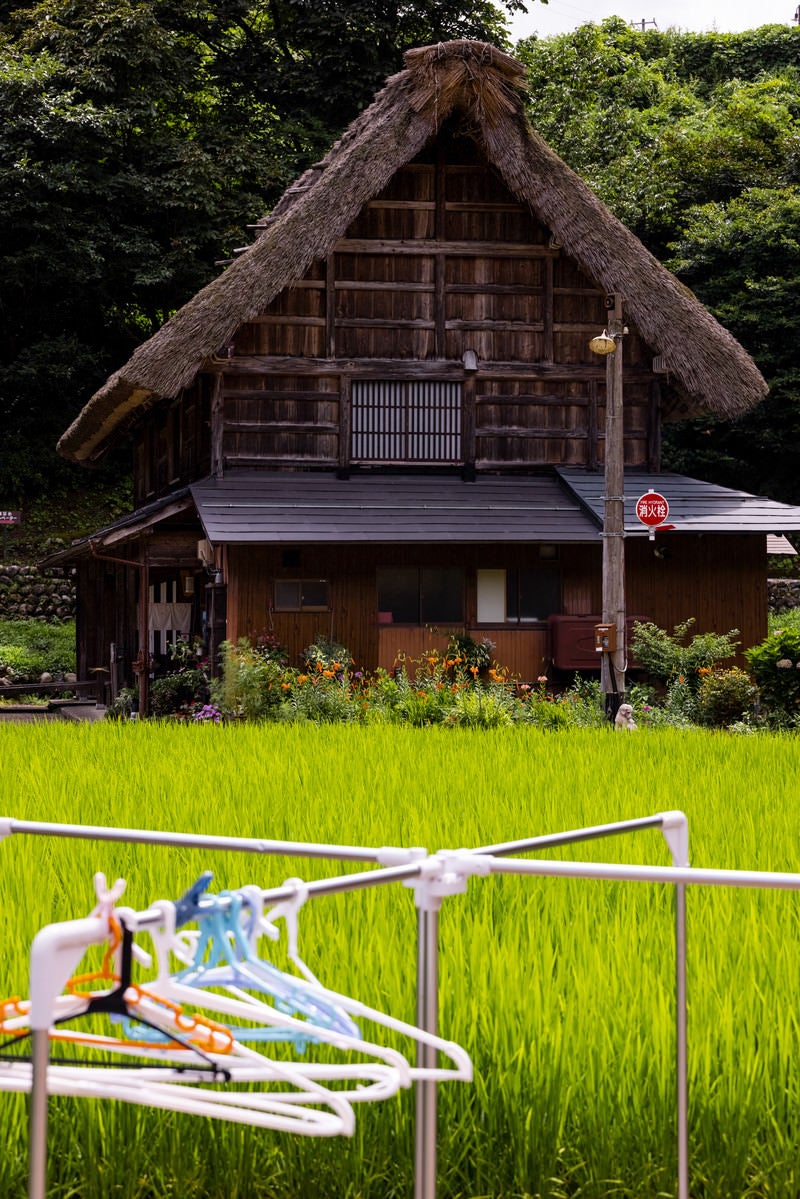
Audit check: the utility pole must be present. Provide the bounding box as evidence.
[631,17,658,29]
[590,295,627,721]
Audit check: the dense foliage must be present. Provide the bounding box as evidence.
[0,0,519,504]
[114,622,793,730]
[517,21,800,502]
[2,13,800,529]
[0,617,75,681]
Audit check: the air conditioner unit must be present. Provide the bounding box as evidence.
[548,615,647,670]
[197,539,215,567]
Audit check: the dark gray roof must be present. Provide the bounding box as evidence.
[190,473,598,544]
[557,469,800,535]
[38,487,194,566]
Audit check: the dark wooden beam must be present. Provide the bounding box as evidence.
[210,373,224,478]
[326,253,336,358]
[587,378,599,470]
[333,238,561,258]
[543,255,554,362]
[339,374,351,472]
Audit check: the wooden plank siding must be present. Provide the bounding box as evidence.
[75,559,138,684]
[225,534,766,678]
[134,378,211,507]
[132,132,664,494]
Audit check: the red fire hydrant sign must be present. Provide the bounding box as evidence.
[635,490,669,529]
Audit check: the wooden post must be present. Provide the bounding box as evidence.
[601,295,626,720]
[210,372,224,478]
[137,562,150,717]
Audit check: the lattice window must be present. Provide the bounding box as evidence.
[351,381,462,464]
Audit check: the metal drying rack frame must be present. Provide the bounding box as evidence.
[4,811,800,1199]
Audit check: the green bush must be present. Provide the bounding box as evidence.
[696,667,758,728]
[302,636,352,672]
[631,618,739,692]
[745,629,800,721]
[444,685,514,728]
[280,672,358,724]
[445,633,494,677]
[0,618,75,682]
[768,607,800,635]
[213,639,286,720]
[104,687,137,720]
[149,669,207,717]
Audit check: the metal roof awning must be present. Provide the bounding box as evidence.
[38,488,195,566]
[557,469,800,536]
[190,473,599,544]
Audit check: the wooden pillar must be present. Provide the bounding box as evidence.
[543,254,554,363]
[210,372,224,478]
[600,295,626,718]
[339,374,351,473]
[137,562,150,717]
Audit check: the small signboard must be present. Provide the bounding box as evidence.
[635,490,670,539]
[0,510,21,526]
[635,491,669,527]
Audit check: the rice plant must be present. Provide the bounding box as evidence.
[0,724,799,1197]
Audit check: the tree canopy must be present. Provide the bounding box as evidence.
[0,0,521,501]
[2,10,800,514]
[517,21,800,502]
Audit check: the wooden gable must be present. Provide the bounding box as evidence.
[131,128,666,500]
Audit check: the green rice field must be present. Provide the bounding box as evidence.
[1,722,799,1198]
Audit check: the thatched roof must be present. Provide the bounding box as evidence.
[58,39,767,465]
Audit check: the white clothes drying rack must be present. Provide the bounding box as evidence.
[3,811,800,1199]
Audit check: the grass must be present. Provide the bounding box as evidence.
[769,607,800,634]
[0,723,799,1197]
[0,618,76,682]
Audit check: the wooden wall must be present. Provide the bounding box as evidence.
[225,534,768,679]
[134,378,212,507]
[133,130,666,500]
[76,559,137,686]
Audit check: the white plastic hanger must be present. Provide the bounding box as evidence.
[148,885,472,1086]
[136,899,417,1092]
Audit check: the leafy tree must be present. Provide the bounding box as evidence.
[0,0,523,506]
[664,186,800,502]
[516,22,800,501]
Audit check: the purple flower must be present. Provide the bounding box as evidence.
[193,704,221,724]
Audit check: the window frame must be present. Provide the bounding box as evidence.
[273,578,331,613]
[377,566,465,625]
[476,565,561,625]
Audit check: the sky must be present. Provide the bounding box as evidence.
[507,0,798,40]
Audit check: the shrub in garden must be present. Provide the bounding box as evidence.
[105,687,137,720]
[212,638,286,720]
[380,657,456,726]
[696,667,758,728]
[149,669,208,717]
[302,636,352,672]
[516,675,605,730]
[745,628,800,723]
[146,638,210,718]
[631,618,739,693]
[443,685,514,728]
[445,633,495,677]
[280,668,359,724]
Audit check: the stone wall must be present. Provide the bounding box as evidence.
[768,578,800,614]
[0,565,76,621]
